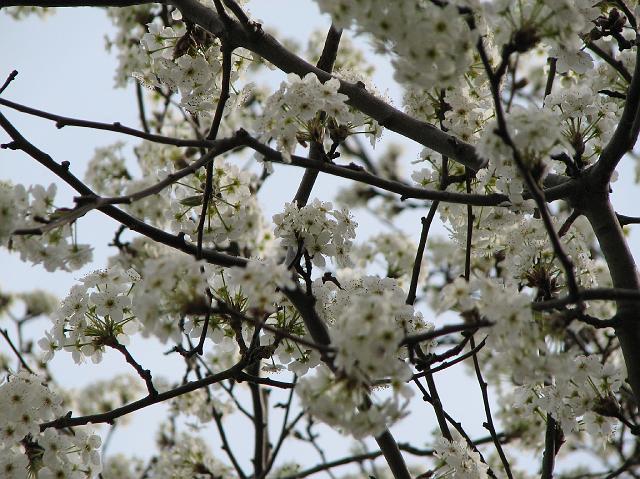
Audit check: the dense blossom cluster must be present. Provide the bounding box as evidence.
[433,432,489,479]
[273,199,357,267]
[315,0,476,88]
[114,248,209,344]
[146,432,232,478]
[0,372,102,478]
[171,157,264,248]
[486,0,600,73]
[296,277,431,437]
[254,72,380,162]
[0,182,92,272]
[42,267,140,364]
[134,19,224,114]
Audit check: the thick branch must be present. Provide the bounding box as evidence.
[592,37,640,183]
[292,23,342,208]
[581,192,640,405]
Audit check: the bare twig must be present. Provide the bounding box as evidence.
[0,328,34,373]
[0,70,18,95]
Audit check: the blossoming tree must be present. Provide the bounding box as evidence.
[2,0,640,477]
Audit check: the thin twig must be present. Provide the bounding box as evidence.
[469,336,514,479]
[135,82,150,134]
[0,328,34,373]
[400,320,492,346]
[0,70,18,95]
[0,97,215,147]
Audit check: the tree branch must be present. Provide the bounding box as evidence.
[40,359,248,430]
[592,37,640,183]
[0,96,217,148]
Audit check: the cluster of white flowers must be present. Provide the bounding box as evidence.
[273,199,357,268]
[129,253,208,344]
[101,454,144,479]
[476,106,567,202]
[134,19,224,114]
[1,182,93,272]
[105,5,157,87]
[296,366,410,439]
[433,431,489,479]
[169,156,264,248]
[255,72,380,162]
[169,387,233,423]
[545,84,622,165]
[133,12,257,115]
[439,276,622,443]
[86,137,266,249]
[41,267,140,364]
[84,142,131,197]
[504,353,623,446]
[353,232,417,282]
[15,290,59,319]
[296,276,430,437]
[483,0,600,73]
[147,432,232,479]
[315,0,476,88]
[0,372,102,478]
[225,258,296,314]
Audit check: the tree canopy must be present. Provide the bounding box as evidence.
[2,1,640,478]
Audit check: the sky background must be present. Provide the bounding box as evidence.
[2,1,640,476]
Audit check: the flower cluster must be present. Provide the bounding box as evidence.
[315,276,431,380]
[130,253,208,344]
[255,72,380,162]
[439,276,622,443]
[545,84,622,165]
[0,372,102,478]
[146,431,232,479]
[225,258,296,314]
[296,276,430,437]
[169,156,264,249]
[296,366,410,439]
[433,431,489,479]
[105,5,157,87]
[1,182,92,272]
[42,267,140,363]
[503,352,623,446]
[134,12,257,116]
[273,199,357,268]
[134,20,223,114]
[73,375,144,424]
[476,106,567,202]
[354,232,418,281]
[315,0,476,88]
[483,0,600,73]
[169,387,233,423]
